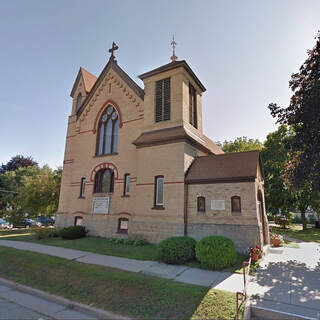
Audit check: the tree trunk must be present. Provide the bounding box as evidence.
[301,211,307,230]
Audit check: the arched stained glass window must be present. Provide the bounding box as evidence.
[76,93,82,112]
[96,106,119,155]
[94,169,114,193]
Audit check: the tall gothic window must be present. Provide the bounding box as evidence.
[76,93,82,112]
[97,106,119,155]
[155,78,170,122]
[94,169,114,193]
[189,83,197,128]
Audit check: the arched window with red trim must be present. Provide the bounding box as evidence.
[96,106,119,155]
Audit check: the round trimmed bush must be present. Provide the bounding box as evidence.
[156,236,196,265]
[60,226,86,240]
[195,235,236,270]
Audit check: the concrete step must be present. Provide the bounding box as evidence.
[250,299,319,320]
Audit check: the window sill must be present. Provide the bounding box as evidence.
[93,193,113,196]
[231,211,242,215]
[152,206,165,210]
[197,210,206,213]
[121,195,130,198]
[78,196,86,199]
[93,153,118,158]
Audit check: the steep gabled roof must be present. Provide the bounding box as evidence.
[70,67,97,98]
[186,150,263,183]
[76,60,144,118]
[138,60,206,92]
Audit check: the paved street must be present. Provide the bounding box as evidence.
[0,284,97,320]
[0,296,49,320]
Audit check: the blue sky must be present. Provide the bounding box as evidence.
[0,0,319,168]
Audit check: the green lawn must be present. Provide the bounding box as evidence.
[0,245,238,320]
[270,225,320,243]
[0,229,250,273]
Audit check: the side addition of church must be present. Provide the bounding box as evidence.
[56,43,269,252]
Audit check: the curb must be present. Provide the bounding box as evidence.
[0,277,131,320]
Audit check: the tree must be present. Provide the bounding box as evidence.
[268,32,320,191]
[0,166,62,224]
[216,136,262,153]
[17,166,62,217]
[0,155,38,174]
[261,126,295,215]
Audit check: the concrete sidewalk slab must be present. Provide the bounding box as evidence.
[142,262,189,279]
[0,240,90,260]
[213,273,244,293]
[174,267,222,286]
[76,253,155,272]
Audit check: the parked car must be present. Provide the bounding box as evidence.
[14,219,41,228]
[37,216,55,226]
[0,218,13,229]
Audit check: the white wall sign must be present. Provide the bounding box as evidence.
[211,200,225,210]
[93,197,110,214]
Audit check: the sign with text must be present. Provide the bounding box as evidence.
[93,197,110,214]
[211,200,225,210]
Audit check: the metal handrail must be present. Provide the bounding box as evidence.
[236,257,252,320]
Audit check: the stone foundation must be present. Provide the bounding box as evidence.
[187,223,260,253]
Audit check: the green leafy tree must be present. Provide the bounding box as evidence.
[216,136,262,153]
[268,32,320,191]
[0,166,62,224]
[17,166,62,217]
[0,155,37,174]
[261,126,295,215]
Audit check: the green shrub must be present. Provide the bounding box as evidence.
[115,238,124,244]
[134,239,149,246]
[195,236,236,270]
[48,229,60,238]
[156,236,196,265]
[60,226,86,240]
[35,228,50,240]
[123,239,135,245]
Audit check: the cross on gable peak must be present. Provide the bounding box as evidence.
[108,41,119,62]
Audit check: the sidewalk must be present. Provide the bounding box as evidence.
[248,240,320,319]
[0,239,244,292]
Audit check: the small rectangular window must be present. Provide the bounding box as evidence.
[118,218,128,234]
[155,176,164,206]
[80,178,86,198]
[197,196,206,212]
[231,196,241,213]
[124,173,130,196]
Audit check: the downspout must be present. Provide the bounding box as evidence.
[184,181,189,236]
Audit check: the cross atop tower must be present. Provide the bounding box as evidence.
[109,41,119,62]
[170,35,178,62]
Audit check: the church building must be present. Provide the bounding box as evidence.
[56,42,269,252]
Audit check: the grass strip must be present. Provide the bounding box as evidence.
[0,245,237,319]
[271,225,320,243]
[0,230,249,273]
